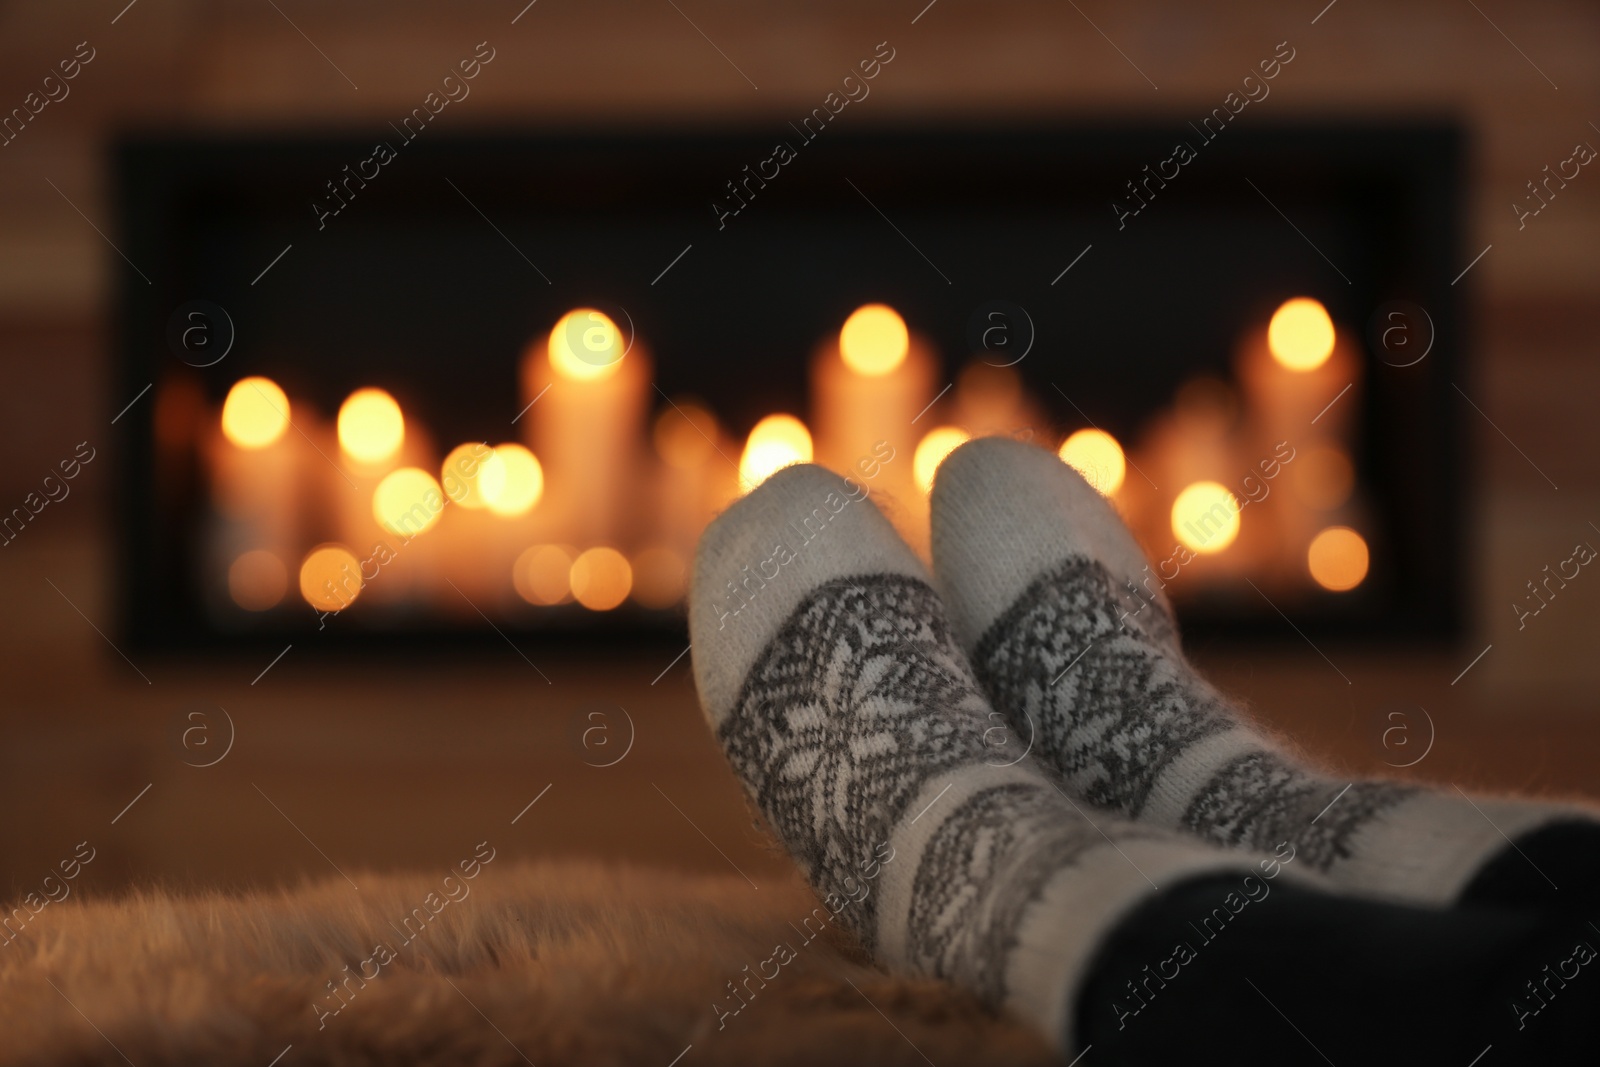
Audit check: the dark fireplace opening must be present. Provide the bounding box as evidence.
[115,122,1464,653]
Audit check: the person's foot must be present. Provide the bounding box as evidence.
[689,463,1266,1051]
[930,436,1596,908]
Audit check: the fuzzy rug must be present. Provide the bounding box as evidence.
[0,860,1055,1066]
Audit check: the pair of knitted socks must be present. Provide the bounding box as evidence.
[688,439,1595,1056]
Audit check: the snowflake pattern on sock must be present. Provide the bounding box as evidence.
[1183,750,1413,872]
[717,574,995,949]
[973,556,1231,816]
[974,555,1414,866]
[905,782,1172,1002]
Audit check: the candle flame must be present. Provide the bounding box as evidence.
[570,547,633,611]
[229,549,287,611]
[1172,481,1242,554]
[221,377,290,449]
[1267,298,1335,372]
[514,544,576,606]
[654,402,720,470]
[913,426,970,494]
[1308,526,1369,591]
[739,414,813,490]
[299,544,363,611]
[442,443,506,509]
[1058,429,1127,496]
[484,443,544,516]
[549,308,626,381]
[338,388,405,465]
[839,304,909,377]
[373,467,444,537]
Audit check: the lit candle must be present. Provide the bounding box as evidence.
[329,386,439,610]
[1237,298,1362,441]
[651,400,737,559]
[208,377,300,613]
[811,303,934,541]
[952,361,1043,439]
[520,309,650,551]
[1307,524,1371,593]
[1235,298,1364,587]
[739,413,813,490]
[1139,379,1255,585]
[439,441,546,604]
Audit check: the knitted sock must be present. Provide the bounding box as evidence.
[689,463,1275,1051]
[930,436,1598,909]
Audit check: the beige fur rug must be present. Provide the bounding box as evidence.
[0,860,1054,1066]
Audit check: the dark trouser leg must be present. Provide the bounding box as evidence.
[1075,873,1596,1065]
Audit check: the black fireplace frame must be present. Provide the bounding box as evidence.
[114,120,1468,655]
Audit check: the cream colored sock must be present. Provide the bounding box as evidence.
[689,462,1278,1051]
[930,436,1597,907]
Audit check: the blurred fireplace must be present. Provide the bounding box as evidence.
[114,122,1465,653]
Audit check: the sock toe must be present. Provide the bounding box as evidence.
[931,436,1168,652]
[690,463,928,725]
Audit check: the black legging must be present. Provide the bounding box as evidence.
[1076,823,1600,1064]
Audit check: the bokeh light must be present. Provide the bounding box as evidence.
[631,546,687,609]
[441,443,506,509]
[372,467,444,536]
[484,444,543,516]
[1308,526,1370,591]
[228,549,287,611]
[513,544,575,606]
[1172,481,1242,554]
[337,388,405,465]
[569,547,632,611]
[299,544,362,611]
[220,377,290,449]
[913,426,970,494]
[1267,297,1336,372]
[549,308,626,382]
[1293,447,1356,510]
[1057,429,1127,495]
[654,402,720,470]
[839,304,909,377]
[739,414,813,490]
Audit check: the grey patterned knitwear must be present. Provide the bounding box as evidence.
[688,463,1264,1051]
[931,436,1596,906]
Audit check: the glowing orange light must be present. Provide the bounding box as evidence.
[229,550,287,611]
[299,544,363,612]
[1058,429,1127,496]
[1293,447,1355,510]
[569,547,633,611]
[549,308,626,381]
[220,377,290,449]
[1267,298,1336,372]
[337,388,405,464]
[739,414,813,490]
[654,402,719,470]
[514,544,576,606]
[1308,526,1370,592]
[839,304,909,377]
[373,467,444,537]
[441,443,506,509]
[484,444,543,516]
[913,426,970,494]
[1172,481,1242,554]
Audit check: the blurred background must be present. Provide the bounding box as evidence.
[1,0,1597,899]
